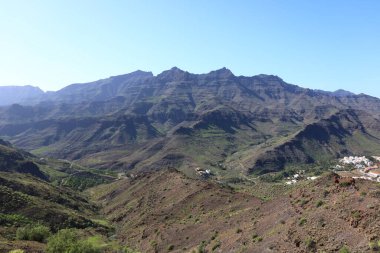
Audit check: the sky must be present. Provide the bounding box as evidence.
[0,0,380,97]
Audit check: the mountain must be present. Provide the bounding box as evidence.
[0,68,380,179]
[0,85,44,106]
[250,109,380,173]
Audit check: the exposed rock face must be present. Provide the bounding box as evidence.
[0,68,380,176]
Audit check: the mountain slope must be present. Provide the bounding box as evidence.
[0,139,110,252]
[249,109,380,173]
[90,168,380,253]
[1,68,380,178]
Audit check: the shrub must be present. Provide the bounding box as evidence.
[198,241,207,253]
[351,210,360,219]
[211,241,221,251]
[339,246,350,253]
[339,182,351,187]
[150,240,158,252]
[369,240,380,251]
[16,224,51,243]
[46,229,101,253]
[298,218,307,226]
[252,234,263,243]
[300,199,309,207]
[316,200,324,207]
[0,214,30,227]
[305,238,316,250]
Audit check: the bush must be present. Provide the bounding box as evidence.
[252,234,263,243]
[0,214,30,227]
[16,224,51,243]
[198,241,207,253]
[298,218,307,226]
[369,240,380,251]
[316,200,324,207]
[305,238,316,250]
[46,229,101,253]
[339,246,350,253]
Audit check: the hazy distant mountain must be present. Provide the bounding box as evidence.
[0,85,44,106]
[314,88,356,97]
[0,67,379,177]
[332,89,356,97]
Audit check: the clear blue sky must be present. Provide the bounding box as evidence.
[0,0,379,97]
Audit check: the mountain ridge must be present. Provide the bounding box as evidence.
[0,68,380,179]
[0,68,377,107]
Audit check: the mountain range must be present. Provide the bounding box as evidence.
[1,68,380,252]
[0,67,379,180]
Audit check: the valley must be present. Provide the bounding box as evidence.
[1,68,380,252]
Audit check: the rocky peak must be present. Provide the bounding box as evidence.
[206,67,234,79]
[157,67,191,81]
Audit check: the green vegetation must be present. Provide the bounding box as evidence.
[150,240,158,252]
[339,246,350,253]
[0,214,30,226]
[16,224,51,243]
[197,240,207,253]
[305,238,316,251]
[211,241,221,251]
[369,240,380,251]
[339,181,352,187]
[298,218,307,226]
[46,229,101,253]
[316,200,324,207]
[252,234,263,243]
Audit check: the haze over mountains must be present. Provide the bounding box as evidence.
[0,67,379,179]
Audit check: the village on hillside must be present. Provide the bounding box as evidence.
[284,156,380,185]
[334,156,380,182]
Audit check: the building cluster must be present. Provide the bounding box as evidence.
[285,170,319,185]
[336,155,380,182]
[195,167,212,177]
[360,167,380,182]
[339,156,373,169]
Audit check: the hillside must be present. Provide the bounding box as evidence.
[0,140,111,252]
[249,109,380,173]
[0,68,380,179]
[90,168,380,253]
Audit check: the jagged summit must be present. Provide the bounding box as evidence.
[157,66,191,81]
[205,67,234,78]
